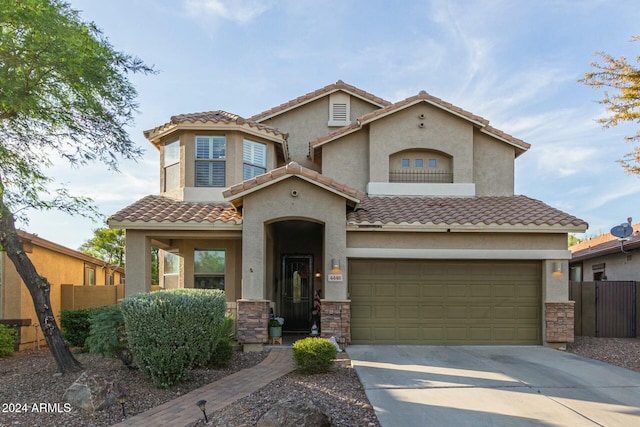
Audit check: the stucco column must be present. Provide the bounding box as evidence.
[323,217,348,300]
[124,230,151,297]
[542,259,574,346]
[241,218,266,300]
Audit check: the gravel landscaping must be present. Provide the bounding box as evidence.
[1,337,638,427]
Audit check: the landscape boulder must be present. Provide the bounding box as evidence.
[257,398,331,427]
[62,372,118,412]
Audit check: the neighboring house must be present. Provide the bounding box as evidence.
[570,222,640,281]
[0,231,124,350]
[109,80,587,348]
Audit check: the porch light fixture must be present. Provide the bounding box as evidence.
[315,270,321,278]
[197,399,208,422]
[117,393,127,418]
[552,262,562,276]
[330,259,342,274]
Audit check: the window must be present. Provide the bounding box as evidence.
[84,265,96,286]
[163,140,180,191]
[195,136,226,187]
[401,158,410,168]
[194,250,225,290]
[163,251,180,289]
[428,159,437,168]
[415,159,424,168]
[243,139,267,180]
[106,272,114,286]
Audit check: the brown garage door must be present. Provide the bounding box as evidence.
[350,260,541,344]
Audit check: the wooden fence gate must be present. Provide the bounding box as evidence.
[570,281,637,338]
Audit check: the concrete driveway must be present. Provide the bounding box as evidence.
[347,345,640,426]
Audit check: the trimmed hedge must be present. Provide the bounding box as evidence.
[60,308,94,348]
[0,324,17,357]
[292,337,338,374]
[120,289,226,388]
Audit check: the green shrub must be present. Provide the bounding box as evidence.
[209,315,235,368]
[86,305,133,368]
[120,289,226,388]
[0,324,17,357]
[292,337,338,374]
[60,308,94,348]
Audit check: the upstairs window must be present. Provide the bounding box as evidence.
[195,135,226,187]
[163,139,180,191]
[328,92,350,127]
[243,139,267,180]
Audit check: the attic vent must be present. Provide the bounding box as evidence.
[332,103,347,121]
[328,92,350,127]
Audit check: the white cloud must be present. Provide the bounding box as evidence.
[183,0,273,24]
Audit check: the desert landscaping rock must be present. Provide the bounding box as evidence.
[256,398,331,427]
[1,337,638,426]
[62,372,118,412]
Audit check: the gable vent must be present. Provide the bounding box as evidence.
[328,92,351,127]
[332,103,347,121]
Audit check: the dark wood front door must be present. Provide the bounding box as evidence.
[281,255,313,332]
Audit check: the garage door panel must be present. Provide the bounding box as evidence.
[350,260,541,345]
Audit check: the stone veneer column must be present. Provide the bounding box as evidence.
[236,300,270,349]
[320,300,351,345]
[545,301,575,343]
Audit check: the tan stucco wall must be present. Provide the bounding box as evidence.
[241,177,348,300]
[320,131,370,191]
[158,131,279,202]
[369,104,474,183]
[577,251,640,281]
[258,93,381,170]
[347,231,567,250]
[2,242,123,349]
[473,130,515,196]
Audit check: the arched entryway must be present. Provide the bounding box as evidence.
[267,219,324,332]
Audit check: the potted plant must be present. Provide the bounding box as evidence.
[269,317,284,338]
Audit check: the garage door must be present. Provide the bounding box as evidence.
[350,260,541,344]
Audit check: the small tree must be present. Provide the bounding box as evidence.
[581,35,640,173]
[79,226,125,268]
[0,0,154,373]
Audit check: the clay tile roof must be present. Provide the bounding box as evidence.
[347,196,588,228]
[223,161,367,202]
[109,195,242,225]
[249,80,391,122]
[570,223,640,261]
[143,110,288,140]
[310,90,530,152]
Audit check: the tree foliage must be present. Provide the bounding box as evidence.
[0,0,154,373]
[581,35,640,174]
[79,226,125,268]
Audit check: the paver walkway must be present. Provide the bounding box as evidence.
[112,348,294,427]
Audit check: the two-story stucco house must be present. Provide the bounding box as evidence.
[109,81,588,349]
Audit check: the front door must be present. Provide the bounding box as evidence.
[281,255,313,332]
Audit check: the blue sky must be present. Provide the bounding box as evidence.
[25,0,640,249]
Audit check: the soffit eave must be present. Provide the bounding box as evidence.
[146,123,287,146]
[108,220,243,231]
[346,223,588,233]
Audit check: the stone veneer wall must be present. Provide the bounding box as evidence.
[236,299,270,344]
[545,301,575,343]
[320,300,351,345]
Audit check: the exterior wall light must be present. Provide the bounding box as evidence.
[315,270,322,278]
[552,262,562,276]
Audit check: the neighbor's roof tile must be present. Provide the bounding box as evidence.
[109,195,242,224]
[570,223,640,261]
[347,196,587,227]
[249,80,391,122]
